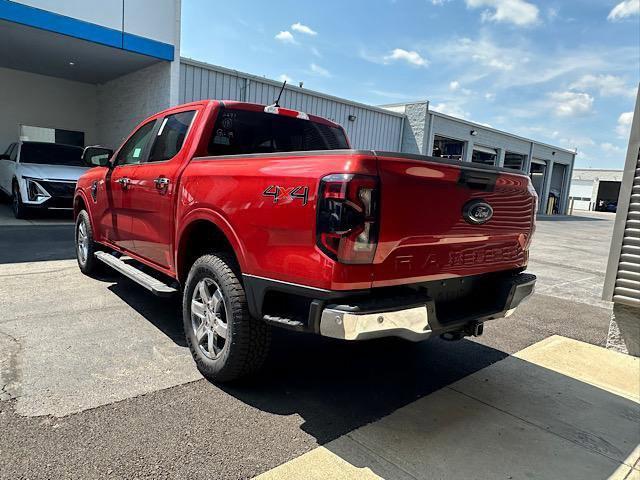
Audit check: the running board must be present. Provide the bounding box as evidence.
[94,251,178,297]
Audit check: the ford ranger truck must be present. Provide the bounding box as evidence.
[74,100,537,382]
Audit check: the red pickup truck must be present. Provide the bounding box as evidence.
[74,100,537,382]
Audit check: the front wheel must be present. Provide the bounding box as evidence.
[75,210,102,275]
[183,253,271,382]
[12,183,28,219]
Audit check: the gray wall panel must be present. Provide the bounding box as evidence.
[179,59,404,151]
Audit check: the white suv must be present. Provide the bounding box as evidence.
[0,141,89,218]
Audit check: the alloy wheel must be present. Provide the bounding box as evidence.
[77,221,89,264]
[191,278,228,359]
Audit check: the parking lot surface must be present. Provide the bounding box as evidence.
[1,205,637,479]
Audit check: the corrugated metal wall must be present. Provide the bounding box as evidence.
[612,153,640,307]
[179,59,404,151]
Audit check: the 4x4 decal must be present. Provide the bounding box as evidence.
[262,185,309,206]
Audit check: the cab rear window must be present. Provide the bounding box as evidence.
[207,108,348,156]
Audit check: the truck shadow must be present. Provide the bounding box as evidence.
[107,278,187,347]
[221,330,509,444]
[103,276,510,443]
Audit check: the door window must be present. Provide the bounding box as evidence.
[115,121,156,166]
[4,143,16,161]
[148,111,196,162]
[9,144,17,161]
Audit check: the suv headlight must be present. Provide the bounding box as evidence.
[24,178,50,202]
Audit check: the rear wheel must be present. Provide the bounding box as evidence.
[12,182,28,219]
[183,253,270,382]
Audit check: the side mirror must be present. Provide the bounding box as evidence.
[83,146,113,167]
[0,154,9,160]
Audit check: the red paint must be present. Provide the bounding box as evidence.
[76,100,536,292]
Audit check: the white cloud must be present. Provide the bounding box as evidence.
[433,35,637,91]
[617,111,634,138]
[431,0,452,4]
[570,74,636,98]
[278,74,292,83]
[275,31,295,43]
[310,46,322,57]
[383,48,428,67]
[442,37,516,71]
[369,89,413,100]
[431,103,470,119]
[601,142,624,154]
[608,0,640,21]
[310,63,331,77]
[485,92,496,101]
[449,80,472,95]
[548,91,594,117]
[291,22,317,35]
[465,0,539,26]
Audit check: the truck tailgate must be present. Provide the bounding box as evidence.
[373,152,536,287]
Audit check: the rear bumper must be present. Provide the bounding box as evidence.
[319,273,535,341]
[243,271,536,341]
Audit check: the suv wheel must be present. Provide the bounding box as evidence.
[12,182,28,219]
[183,253,270,382]
[75,210,102,275]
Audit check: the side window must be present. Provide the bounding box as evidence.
[5,143,17,161]
[115,121,156,166]
[148,111,196,162]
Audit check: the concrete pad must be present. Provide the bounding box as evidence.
[0,259,201,417]
[528,213,615,310]
[254,446,386,480]
[514,335,640,401]
[450,355,639,466]
[256,335,639,480]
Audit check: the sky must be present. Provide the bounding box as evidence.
[181,0,640,169]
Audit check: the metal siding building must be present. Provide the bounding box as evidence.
[388,102,576,215]
[180,59,405,152]
[603,88,640,356]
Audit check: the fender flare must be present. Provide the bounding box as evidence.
[73,190,96,231]
[175,207,247,278]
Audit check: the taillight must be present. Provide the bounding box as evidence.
[524,178,538,249]
[316,173,379,264]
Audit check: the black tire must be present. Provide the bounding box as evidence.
[183,253,271,382]
[12,182,28,219]
[75,210,102,275]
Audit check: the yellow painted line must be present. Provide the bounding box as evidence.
[254,447,383,480]
[514,335,640,402]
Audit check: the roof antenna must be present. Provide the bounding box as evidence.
[273,80,287,107]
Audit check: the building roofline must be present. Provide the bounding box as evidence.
[180,57,406,118]
[572,168,624,172]
[427,109,577,156]
[379,101,429,108]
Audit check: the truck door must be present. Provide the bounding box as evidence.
[127,109,197,270]
[100,120,157,250]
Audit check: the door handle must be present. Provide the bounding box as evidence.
[154,177,170,191]
[116,177,130,190]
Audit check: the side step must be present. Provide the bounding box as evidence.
[94,251,178,297]
[262,314,306,332]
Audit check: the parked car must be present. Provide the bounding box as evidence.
[74,100,538,382]
[0,141,88,218]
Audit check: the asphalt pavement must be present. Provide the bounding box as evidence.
[0,203,622,479]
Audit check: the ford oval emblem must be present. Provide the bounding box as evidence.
[463,200,494,225]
